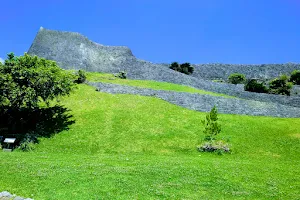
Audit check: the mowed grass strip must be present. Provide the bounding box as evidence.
[0,84,299,199]
[86,72,234,98]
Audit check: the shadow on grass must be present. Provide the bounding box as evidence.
[0,105,75,144]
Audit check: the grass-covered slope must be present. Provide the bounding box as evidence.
[0,84,299,199]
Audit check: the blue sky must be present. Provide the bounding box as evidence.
[0,0,300,64]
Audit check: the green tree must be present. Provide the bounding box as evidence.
[202,106,221,141]
[269,74,293,96]
[228,73,246,84]
[169,62,194,75]
[244,79,269,93]
[170,62,180,71]
[0,53,75,110]
[75,69,87,84]
[290,70,300,85]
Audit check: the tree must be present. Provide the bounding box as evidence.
[202,106,221,141]
[269,74,293,96]
[0,53,75,110]
[228,73,246,84]
[244,79,269,93]
[290,70,300,85]
[198,106,230,153]
[169,62,194,75]
[170,62,180,71]
[74,69,87,83]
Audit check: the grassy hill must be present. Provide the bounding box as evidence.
[0,77,299,199]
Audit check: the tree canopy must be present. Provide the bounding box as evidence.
[0,53,75,110]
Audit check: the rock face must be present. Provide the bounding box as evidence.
[28,27,136,72]
[28,27,300,109]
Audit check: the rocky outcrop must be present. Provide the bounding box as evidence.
[28,27,136,72]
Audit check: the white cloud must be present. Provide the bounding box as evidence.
[0,57,4,64]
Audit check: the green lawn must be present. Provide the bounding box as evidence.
[0,84,299,199]
[86,72,233,98]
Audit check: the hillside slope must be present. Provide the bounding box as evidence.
[0,84,299,199]
[28,27,300,108]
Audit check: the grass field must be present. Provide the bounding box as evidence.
[0,83,299,199]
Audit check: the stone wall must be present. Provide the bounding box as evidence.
[89,82,300,118]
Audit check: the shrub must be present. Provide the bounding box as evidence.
[180,63,194,75]
[244,79,269,93]
[170,62,180,71]
[18,134,37,152]
[0,53,75,109]
[198,140,230,154]
[290,70,300,85]
[0,53,75,142]
[170,62,194,75]
[74,70,86,84]
[115,71,127,79]
[269,74,293,96]
[202,106,221,141]
[228,73,246,84]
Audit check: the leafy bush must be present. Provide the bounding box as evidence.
[115,71,127,79]
[74,70,86,84]
[269,75,293,96]
[0,53,75,143]
[290,70,300,85]
[18,134,37,152]
[202,106,221,141]
[228,73,246,84]
[0,53,75,109]
[170,62,194,75]
[244,79,269,93]
[170,62,180,71]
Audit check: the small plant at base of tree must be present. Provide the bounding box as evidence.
[228,73,246,84]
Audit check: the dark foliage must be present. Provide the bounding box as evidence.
[74,70,87,84]
[0,105,75,145]
[244,79,269,93]
[228,73,246,84]
[170,62,194,75]
[269,75,293,96]
[116,71,127,79]
[290,70,300,85]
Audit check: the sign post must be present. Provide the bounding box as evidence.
[3,138,16,152]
